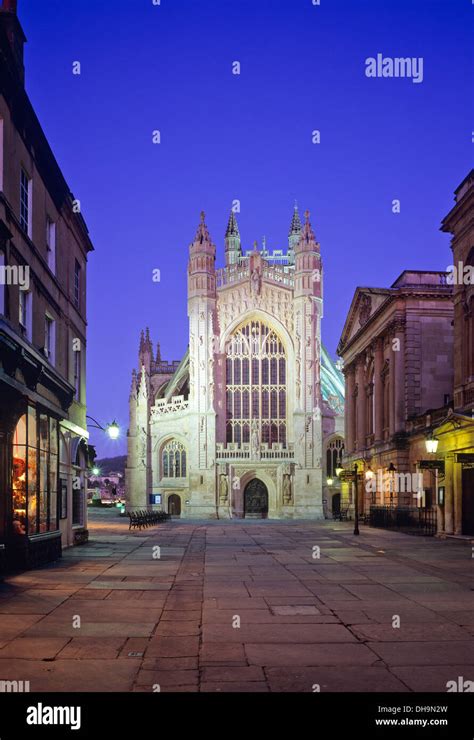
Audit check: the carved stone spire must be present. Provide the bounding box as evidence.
[224,210,241,266]
[289,202,302,237]
[194,210,211,246]
[288,202,302,265]
[130,368,137,399]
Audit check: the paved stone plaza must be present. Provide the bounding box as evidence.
[0,510,473,692]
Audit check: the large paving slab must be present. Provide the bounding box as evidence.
[0,509,473,692]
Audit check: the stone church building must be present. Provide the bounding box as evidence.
[125,208,344,519]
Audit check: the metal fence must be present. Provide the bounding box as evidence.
[369,505,437,536]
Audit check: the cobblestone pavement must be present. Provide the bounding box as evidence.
[0,510,473,692]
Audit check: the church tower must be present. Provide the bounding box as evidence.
[125,330,154,508]
[187,212,217,516]
[292,210,324,517]
[224,210,241,266]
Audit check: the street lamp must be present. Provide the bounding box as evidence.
[365,465,375,481]
[87,415,120,440]
[353,463,360,536]
[327,477,334,486]
[91,466,100,476]
[425,434,439,454]
[335,465,343,478]
[106,420,120,440]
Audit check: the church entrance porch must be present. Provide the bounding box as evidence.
[243,479,268,519]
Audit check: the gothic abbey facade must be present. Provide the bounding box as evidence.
[125,208,344,519]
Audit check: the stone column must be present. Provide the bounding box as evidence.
[393,323,406,433]
[373,337,384,443]
[444,455,454,535]
[454,460,463,535]
[356,357,366,451]
[345,366,355,453]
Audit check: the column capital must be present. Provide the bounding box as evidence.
[371,335,384,352]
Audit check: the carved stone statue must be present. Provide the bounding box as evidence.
[219,474,229,504]
[251,420,260,459]
[283,474,292,505]
[250,268,261,297]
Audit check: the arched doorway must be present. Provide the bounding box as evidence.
[167,494,181,517]
[332,492,341,519]
[244,479,268,519]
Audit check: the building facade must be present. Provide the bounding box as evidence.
[433,169,474,535]
[126,208,344,519]
[337,271,454,521]
[0,0,94,568]
[337,171,474,536]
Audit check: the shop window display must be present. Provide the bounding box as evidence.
[11,407,59,537]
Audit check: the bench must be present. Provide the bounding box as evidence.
[128,510,170,530]
[333,507,351,522]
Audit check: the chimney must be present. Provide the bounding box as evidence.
[0,0,26,85]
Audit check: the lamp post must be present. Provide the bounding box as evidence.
[353,463,359,536]
[388,462,396,507]
[335,464,360,536]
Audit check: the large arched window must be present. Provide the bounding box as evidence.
[325,436,344,478]
[161,440,187,478]
[226,319,287,445]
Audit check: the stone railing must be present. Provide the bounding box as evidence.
[151,395,189,419]
[216,442,295,461]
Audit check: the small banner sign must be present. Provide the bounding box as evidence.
[419,460,445,473]
[456,453,474,464]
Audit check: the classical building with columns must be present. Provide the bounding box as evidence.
[337,170,474,535]
[125,208,344,519]
[337,271,454,518]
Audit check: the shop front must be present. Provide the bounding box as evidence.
[4,403,62,570]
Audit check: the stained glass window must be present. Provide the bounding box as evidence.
[161,440,187,478]
[226,320,287,445]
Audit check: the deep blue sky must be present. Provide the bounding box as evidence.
[19,0,472,456]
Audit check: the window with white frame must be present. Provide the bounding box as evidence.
[46,218,56,274]
[161,440,187,478]
[225,319,287,445]
[20,168,32,237]
[19,289,32,340]
[44,314,56,364]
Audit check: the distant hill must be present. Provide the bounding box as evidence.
[95,455,127,476]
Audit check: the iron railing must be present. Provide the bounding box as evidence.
[369,505,437,536]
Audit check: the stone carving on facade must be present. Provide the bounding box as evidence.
[217,285,294,337]
[250,266,262,297]
[358,293,372,327]
[283,474,293,505]
[219,474,229,504]
[151,395,189,420]
[251,419,260,460]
